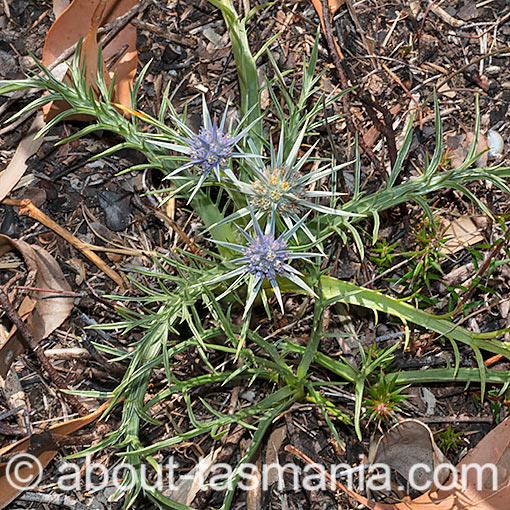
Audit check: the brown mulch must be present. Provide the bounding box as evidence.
[0,0,510,508]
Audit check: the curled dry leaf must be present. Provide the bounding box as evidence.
[368,419,452,493]
[265,424,287,486]
[447,131,488,169]
[0,235,73,376]
[0,401,110,509]
[167,449,219,505]
[443,216,485,255]
[330,416,510,510]
[42,0,138,121]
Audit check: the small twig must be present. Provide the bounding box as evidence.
[358,94,398,167]
[346,0,375,66]
[420,415,494,424]
[129,18,196,47]
[454,10,510,39]
[14,286,83,297]
[44,348,92,360]
[0,423,27,436]
[424,45,510,105]
[380,61,423,129]
[320,0,382,172]
[0,110,36,136]
[19,491,91,510]
[336,54,399,168]
[1,198,125,290]
[284,444,356,495]
[415,0,440,46]
[148,205,203,256]
[0,287,89,416]
[322,96,347,195]
[192,425,245,508]
[0,405,24,421]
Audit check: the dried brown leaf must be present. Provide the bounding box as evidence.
[369,420,451,492]
[42,0,138,121]
[168,449,219,505]
[0,401,110,509]
[0,235,73,375]
[335,416,510,509]
[443,216,484,254]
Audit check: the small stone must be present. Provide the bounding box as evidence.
[457,3,479,21]
[202,27,223,47]
[0,49,18,76]
[98,190,131,232]
[485,65,501,76]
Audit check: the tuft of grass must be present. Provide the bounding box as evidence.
[436,425,464,453]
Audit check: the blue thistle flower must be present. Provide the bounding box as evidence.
[186,123,236,182]
[242,230,289,282]
[206,211,320,316]
[147,96,260,202]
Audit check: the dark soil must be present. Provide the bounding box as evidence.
[0,1,509,509]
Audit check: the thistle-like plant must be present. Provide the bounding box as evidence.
[207,210,320,316]
[2,3,510,509]
[147,96,259,202]
[217,125,360,246]
[363,372,408,426]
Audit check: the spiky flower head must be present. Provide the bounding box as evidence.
[243,228,289,281]
[250,165,307,215]
[147,96,259,202]
[186,123,235,181]
[227,125,362,245]
[206,211,320,317]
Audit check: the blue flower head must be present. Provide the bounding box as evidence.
[184,118,236,182]
[242,229,289,281]
[207,211,320,317]
[148,96,259,202]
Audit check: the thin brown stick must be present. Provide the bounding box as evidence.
[358,95,397,167]
[320,0,382,172]
[423,45,510,105]
[454,10,510,39]
[334,52,399,168]
[1,199,125,290]
[381,61,423,129]
[148,205,203,257]
[0,288,89,416]
[0,423,27,437]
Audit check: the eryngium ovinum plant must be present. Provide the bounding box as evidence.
[2,1,510,508]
